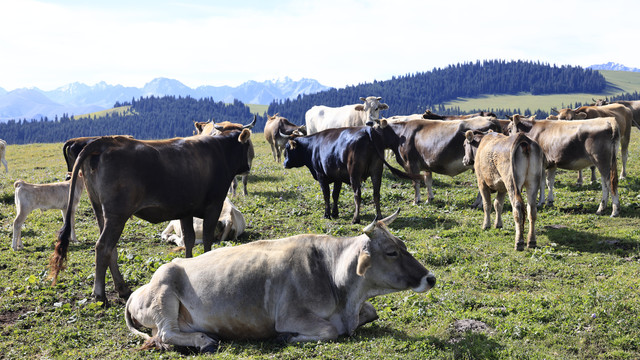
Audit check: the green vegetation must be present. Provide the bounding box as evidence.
[0,131,639,359]
[73,106,135,120]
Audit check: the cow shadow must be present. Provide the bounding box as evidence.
[542,226,638,257]
[249,190,299,200]
[247,174,283,183]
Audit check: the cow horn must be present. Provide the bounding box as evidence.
[214,125,225,131]
[380,208,400,226]
[279,130,293,139]
[244,115,257,129]
[551,108,558,114]
[360,97,366,101]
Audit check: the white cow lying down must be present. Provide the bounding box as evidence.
[125,210,436,353]
[160,197,245,246]
[12,174,85,251]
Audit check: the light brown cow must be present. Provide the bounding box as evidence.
[12,174,85,251]
[264,114,306,163]
[125,210,436,353]
[508,115,620,217]
[548,103,633,181]
[0,139,8,173]
[161,197,246,245]
[463,131,544,250]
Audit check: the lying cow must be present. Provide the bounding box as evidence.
[264,113,306,163]
[49,130,253,304]
[387,117,503,204]
[549,103,633,181]
[12,174,85,251]
[305,96,389,135]
[508,115,620,217]
[125,210,436,353]
[463,131,544,250]
[195,116,256,196]
[161,197,246,246]
[0,139,7,173]
[283,119,416,224]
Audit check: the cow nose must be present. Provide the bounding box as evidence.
[427,273,436,288]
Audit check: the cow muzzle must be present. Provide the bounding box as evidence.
[412,273,436,293]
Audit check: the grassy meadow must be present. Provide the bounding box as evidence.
[0,129,638,359]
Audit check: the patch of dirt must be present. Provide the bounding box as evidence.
[452,319,492,334]
[0,309,29,326]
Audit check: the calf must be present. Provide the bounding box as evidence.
[463,131,544,250]
[161,197,246,246]
[125,210,436,352]
[508,115,620,217]
[283,120,415,224]
[49,130,253,304]
[12,174,85,251]
[387,117,503,204]
[264,114,306,163]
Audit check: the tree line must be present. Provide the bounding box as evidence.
[0,60,612,144]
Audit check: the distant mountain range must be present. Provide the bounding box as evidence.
[0,77,330,121]
[587,62,640,72]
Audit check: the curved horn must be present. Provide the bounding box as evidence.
[550,108,558,114]
[244,115,257,129]
[214,125,225,131]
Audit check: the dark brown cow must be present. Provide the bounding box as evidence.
[195,116,256,195]
[549,103,633,180]
[264,114,306,163]
[49,130,253,304]
[387,117,503,204]
[62,136,133,176]
[463,131,544,250]
[508,115,620,217]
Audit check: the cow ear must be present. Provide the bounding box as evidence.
[379,119,388,128]
[360,97,367,101]
[576,113,588,119]
[355,104,365,111]
[356,251,371,276]
[547,115,558,120]
[238,129,251,143]
[379,103,389,110]
[465,130,474,142]
[288,139,297,149]
[512,114,521,125]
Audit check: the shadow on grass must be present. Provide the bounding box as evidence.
[543,226,639,256]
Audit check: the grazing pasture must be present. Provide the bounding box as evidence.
[0,133,639,359]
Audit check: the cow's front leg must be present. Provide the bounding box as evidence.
[479,185,492,230]
[180,217,196,258]
[358,301,379,327]
[320,181,332,219]
[202,200,224,252]
[545,168,557,207]
[331,182,342,219]
[371,172,383,221]
[275,309,339,342]
[350,180,362,224]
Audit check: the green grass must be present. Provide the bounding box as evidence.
[0,129,639,359]
[73,106,134,120]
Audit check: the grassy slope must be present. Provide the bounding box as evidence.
[0,129,638,359]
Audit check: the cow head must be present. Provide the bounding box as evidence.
[507,114,535,135]
[355,96,389,121]
[462,130,488,167]
[283,136,307,170]
[194,120,211,135]
[547,108,587,121]
[357,209,436,294]
[212,115,257,134]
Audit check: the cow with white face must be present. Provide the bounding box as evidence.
[125,210,436,353]
[305,96,389,134]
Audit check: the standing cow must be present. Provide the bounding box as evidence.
[49,130,253,304]
[125,210,436,353]
[387,117,503,204]
[463,131,544,250]
[264,113,306,163]
[305,96,388,135]
[283,120,415,224]
[0,139,8,173]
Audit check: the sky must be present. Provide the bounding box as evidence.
[1,0,639,91]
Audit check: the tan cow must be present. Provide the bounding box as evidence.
[463,131,544,250]
[548,103,633,181]
[508,115,620,217]
[12,174,85,251]
[161,197,246,246]
[0,139,8,173]
[125,210,436,353]
[264,114,306,163]
[305,96,389,135]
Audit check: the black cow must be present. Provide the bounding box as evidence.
[49,130,253,304]
[283,120,415,224]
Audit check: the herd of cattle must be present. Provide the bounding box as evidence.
[4,95,638,353]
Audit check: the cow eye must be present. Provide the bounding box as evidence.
[386,251,398,257]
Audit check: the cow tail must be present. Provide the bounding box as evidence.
[48,141,94,285]
[124,297,152,342]
[368,128,421,181]
[609,118,619,196]
[510,134,528,216]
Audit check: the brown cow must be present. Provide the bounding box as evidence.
[422,110,497,120]
[463,131,544,250]
[49,130,253,304]
[264,114,306,163]
[387,117,503,204]
[549,103,633,181]
[508,115,620,217]
[195,116,256,195]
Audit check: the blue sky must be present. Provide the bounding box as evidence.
[1,0,638,91]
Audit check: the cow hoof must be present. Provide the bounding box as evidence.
[527,242,537,249]
[610,211,619,218]
[201,342,219,353]
[324,214,331,219]
[352,218,361,224]
[515,243,525,251]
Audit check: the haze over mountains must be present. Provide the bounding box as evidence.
[0,62,636,122]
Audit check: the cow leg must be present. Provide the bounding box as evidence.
[412,180,421,205]
[545,168,557,207]
[576,170,583,187]
[65,207,78,243]
[275,309,339,342]
[93,217,128,303]
[471,192,483,209]
[371,172,383,221]
[320,181,332,219]
[590,166,597,184]
[229,178,238,196]
[525,185,537,249]
[1,158,7,173]
[180,217,196,258]
[358,301,379,327]
[479,185,492,230]
[508,191,525,251]
[424,171,435,203]
[241,174,249,196]
[537,169,546,207]
[90,200,105,233]
[202,200,225,252]
[350,180,361,224]
[332,182,342,219]
[12,207,29,251]
[493,191,506,229]
[270,143,278,162]
[108,246,131,300]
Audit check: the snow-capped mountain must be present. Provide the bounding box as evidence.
[588,62,640,72]
[0,77,330,121]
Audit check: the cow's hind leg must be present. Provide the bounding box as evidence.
[508,191,525,251]
[12,207,29,251]
[493,191,506,229]
[93,216,128,304]
[424,171,435,203]
[479,185,492,230]
[109,247,131,300]
[525,185,537,249]
[350,179,361,224]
